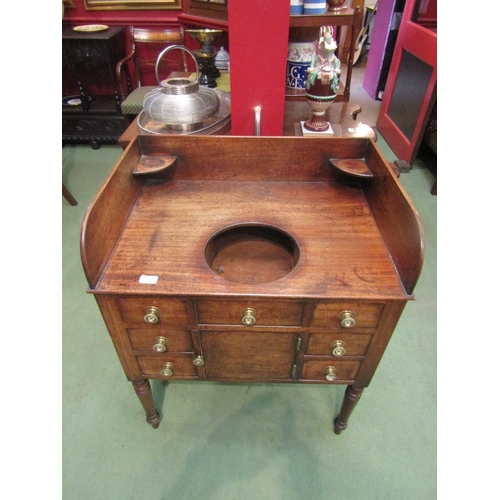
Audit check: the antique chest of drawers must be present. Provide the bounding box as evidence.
[81,135,423,434]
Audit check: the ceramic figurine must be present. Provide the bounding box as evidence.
[304,26,342,132]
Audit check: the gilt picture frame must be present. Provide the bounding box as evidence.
[83,0,182,10]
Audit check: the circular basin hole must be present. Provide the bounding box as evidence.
[205,224,299,284]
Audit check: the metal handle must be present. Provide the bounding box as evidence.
[339,310,356,328]
[241,307,257,326]
[153,336,168,353]
[254,105,261,136]
[161,362,174,377]
[155,45,199,87]
[144,306,160,324]
[331,340,346,357]
[193,355,205,366]
[325,366,337,381]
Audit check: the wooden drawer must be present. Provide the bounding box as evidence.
[137,355,198,379]
[306,333,371,357]
[196,299,303,326]
[127,328,193,353]
[310,301,385,329]
[301,360,360,381]
[116,297,190,326]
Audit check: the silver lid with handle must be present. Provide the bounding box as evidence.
[143,45,220,130]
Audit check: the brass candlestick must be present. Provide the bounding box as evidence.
[186,29,223,88]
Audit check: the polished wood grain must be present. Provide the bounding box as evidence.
[89,136,410,300]
[201,331,297,380]
[82,135,424,433]
[81,140,143,288]
[96,179,405,299]
[364,141,425,294]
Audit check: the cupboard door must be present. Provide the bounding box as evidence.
[201,331,297,380]
[376,0,436,164]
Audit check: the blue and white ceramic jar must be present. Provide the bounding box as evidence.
[290,0,304,14]
[286,41,316,89]
[303,1,326,15]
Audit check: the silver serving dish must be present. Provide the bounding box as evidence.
[138,89,230,135]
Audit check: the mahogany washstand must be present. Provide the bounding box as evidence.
[81,135,424,434]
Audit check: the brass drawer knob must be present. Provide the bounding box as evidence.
[325,366,337,381]
[339,310,356,328]
[331,340,346,357]
[193,355,205,366]
[153,336,168,353]
[241,308,257,326]
[161,362,174,377]
[144,306,160,324]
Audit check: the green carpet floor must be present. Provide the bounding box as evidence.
[62,137,436,499]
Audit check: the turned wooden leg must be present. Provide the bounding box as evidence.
[333,385,364,435]
[133,380,161,429]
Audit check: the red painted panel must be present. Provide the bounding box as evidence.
[376,0,437,164]
[227,0,290,136]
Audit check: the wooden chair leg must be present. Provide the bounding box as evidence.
[430,178,437,195]
[63,183,78,206]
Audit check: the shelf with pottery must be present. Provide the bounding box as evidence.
[179,5,360,104]
[286,7,362,102]
[289,9,357,28]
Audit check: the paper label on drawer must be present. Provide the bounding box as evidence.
[139,274,158,284]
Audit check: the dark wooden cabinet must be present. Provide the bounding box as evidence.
[62,25,128,149]
[81,135,424,435]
